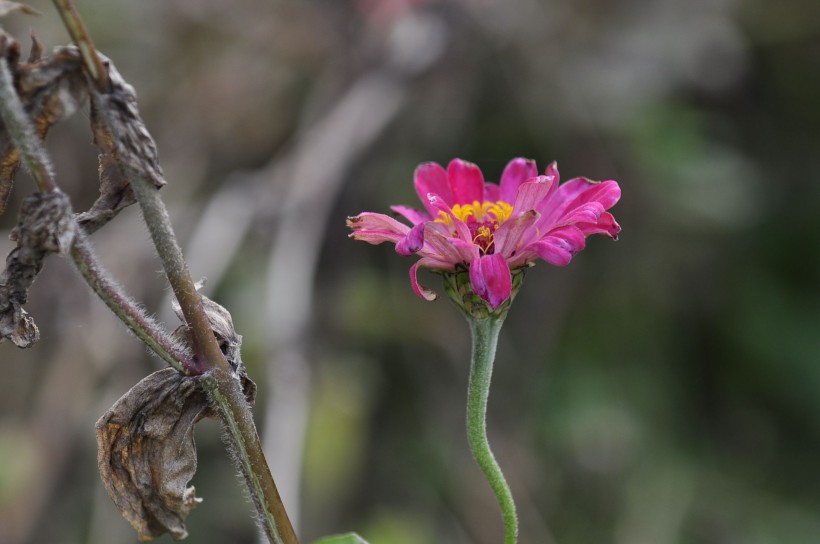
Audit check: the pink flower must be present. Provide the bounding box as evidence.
[347,158,621,310]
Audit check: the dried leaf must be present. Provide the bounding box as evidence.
[26,32,43,63]
[0,32,21,217]
[172,287,257,403]
[0,1,40,18]
[96,369,211,541]
[78,55,165,232]
[0,190,74,347]
[16,45,86,136]
[97,295,255,540]
[0,145,16,216]
[75,138,136,234]
[0,33,86,216]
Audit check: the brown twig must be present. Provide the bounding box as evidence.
[0,51,192,371]
[50,0,110,92]
[48,3,300,541]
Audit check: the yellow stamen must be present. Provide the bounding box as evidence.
[474,225,494,250]
[433,199,513,254]
[435,200,513,226]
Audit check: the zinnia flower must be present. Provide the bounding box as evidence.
[347,158,620,310]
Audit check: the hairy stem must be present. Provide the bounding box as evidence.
[0,54,190,371]
[0,56,56,192]
[201,370,297,544]
[19,4,300,540]
[51,0,110,92]
[125,166,299,544]
[125,174,223,373]
[466,316,518,544]
[70,232,192,372]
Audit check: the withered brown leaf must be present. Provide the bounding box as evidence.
[78,55,165,232]
[0,1,40,18]
[0,190,74,347]
[95,369,211,541]
[75,94,135,233]
[97,295,256,540]
[0,32,85,216]
[172,288,257,403]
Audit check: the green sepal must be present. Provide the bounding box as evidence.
[440,265,528,320]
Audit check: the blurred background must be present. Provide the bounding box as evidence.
[1,0,819,543]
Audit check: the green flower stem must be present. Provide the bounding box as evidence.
[466,315,518,544]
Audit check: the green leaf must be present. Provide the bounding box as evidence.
[313,533,370,544]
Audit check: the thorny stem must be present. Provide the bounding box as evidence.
[466,316,519,544]
[51,0,110,92]
[0,55,190,371]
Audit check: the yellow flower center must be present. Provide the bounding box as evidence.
[435,200,513,253]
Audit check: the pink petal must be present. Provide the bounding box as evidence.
[469,253,512,309]
[575,211,621,239]
[511,175,556,216]
[561,178,621,212]
[500,157,538,203]
[493,209,540,258]
[447,159,485,205]
[396,221,426,256]
[530,226,587,266]
[557,202,605,226]
[540,178,620,226]
[420,222,479,266]
[346,212,410,245]
[391,205,430,226]
[483,183,501,203]
[415,162,453,215]
[409,260,438,301]
[544,161,560,198]
[427,193,473,242]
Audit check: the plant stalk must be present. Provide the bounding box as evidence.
[466,316,518,544]
[51,0,110,92]
[0,56,56,192]
[0,54,192,374]
[126,170,300,544]
[201,370,295,544]
[70,232,192,372]
[7,4,301,540]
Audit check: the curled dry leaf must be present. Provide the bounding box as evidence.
[96,369,210,541]
[0,30,86,216]
[97,295,255,540]
[0,33,21,217]
[78,54,164,232]
[91,54,165,193]
[172,288,257,402]
[0,190,74,347]
[75,92,135,233]
[0,1,40,18]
